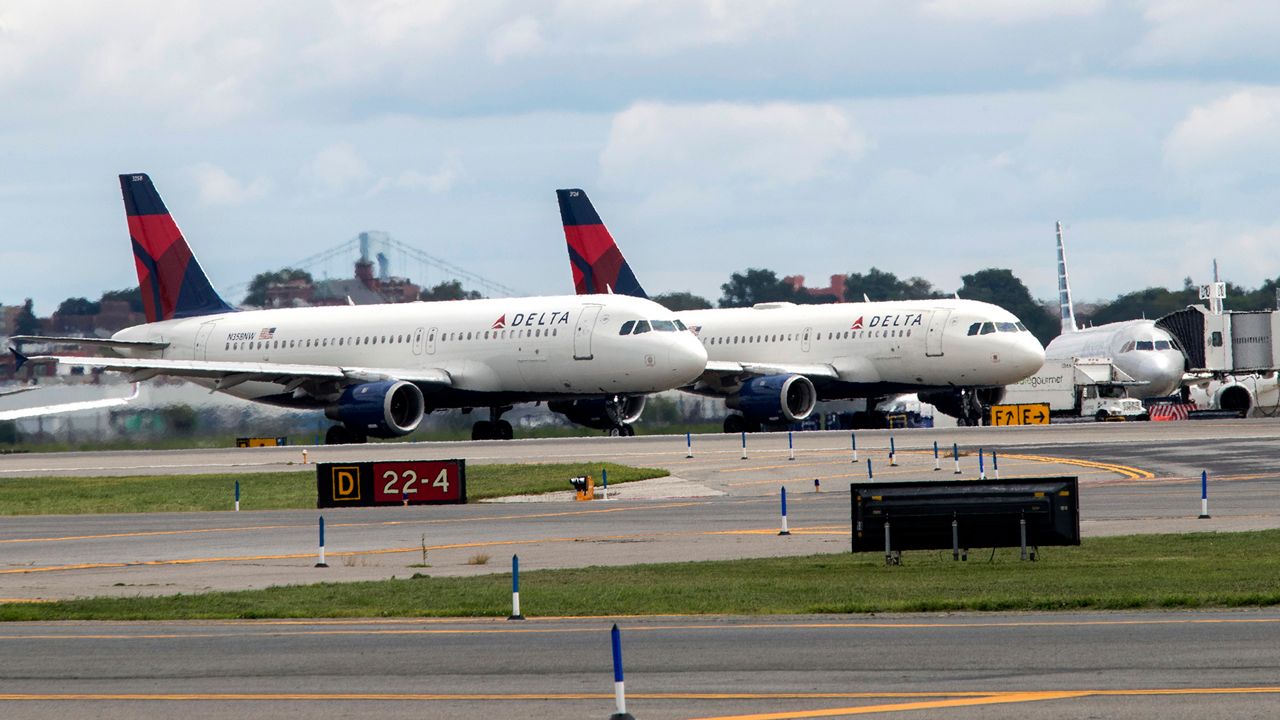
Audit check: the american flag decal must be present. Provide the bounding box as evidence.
[259,327,276,340]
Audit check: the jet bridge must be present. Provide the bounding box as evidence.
[1156,282,1280,374]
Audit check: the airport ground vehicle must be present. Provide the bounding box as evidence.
[1003,357,1148,421]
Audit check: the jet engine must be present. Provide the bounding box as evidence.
[548,395,647,430]
[726,374,817,423]
[1215,383,1253,415]
[325,380,425,438]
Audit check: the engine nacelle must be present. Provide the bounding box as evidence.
[726,374,816,422]
[548,395,647,430]
[325,380,425,438]
[1216,384,1253,415]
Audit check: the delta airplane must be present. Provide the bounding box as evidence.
[12,174,707,443]
[1047,222,1184,399]
[557,189,1045,429]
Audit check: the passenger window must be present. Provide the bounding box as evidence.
[619,321,636,335]
[633,321,651,334]
[652,320,677,332]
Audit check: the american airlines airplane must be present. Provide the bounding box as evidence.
[1047,222,1184,399]
[13,175,707,443]
[557,189,1045,429]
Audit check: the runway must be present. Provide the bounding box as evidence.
[4,421,1280,599]
[1,611,1278,719]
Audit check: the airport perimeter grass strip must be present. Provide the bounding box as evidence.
[0,463,667,515]
[4,530,1280,620]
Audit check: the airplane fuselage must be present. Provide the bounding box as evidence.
[1045,320,1184,399]
[112,294,707,410]
[678,299,1045,398]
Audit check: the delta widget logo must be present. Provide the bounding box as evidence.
[850,317,864,330]
[491,314,506,329]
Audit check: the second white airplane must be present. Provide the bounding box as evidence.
[557,189,1045,429]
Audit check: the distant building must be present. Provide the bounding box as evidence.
[783,274,845,303]
[263,232,422,307]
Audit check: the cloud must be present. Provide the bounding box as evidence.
[1164,90,1280,177]
[302,143,374,196]
[600,101,869,190]
[1129,0,1280,68]
[189,163,273,206]
[365,153,465,196]
[486,16,544,64]
[919,0,1106,25]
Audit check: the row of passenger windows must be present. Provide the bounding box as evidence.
[618,319,688,335]
[1120,339,1175,352]
[966,321,1028,336]
[223,328,557,352]
[703,328,912,345]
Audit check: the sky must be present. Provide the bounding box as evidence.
[2,0,1279,314]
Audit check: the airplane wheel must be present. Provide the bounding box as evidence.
[723,415,746,434]
[472,420,494,440]
[620,424,636,437]
[1095,410,1109,422]
[495,420,514,440]
[325,426,349,445]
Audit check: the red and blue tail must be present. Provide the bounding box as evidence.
[121,173,235,323]
[557,188,647,299]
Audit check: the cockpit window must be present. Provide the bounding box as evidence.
[674,319,688,331]
[979,322,996,335]
[651,319,677,332]
[1121,341,1135,353]
[1136,340,1154,351]
[619,321,636,336]
[1154,340,1171,350]
[967,323,981,336]
[1015,322,1027,332]
[632,320,651,334]
[997,322,1018,332]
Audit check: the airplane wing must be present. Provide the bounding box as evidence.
[10,335,170,351]
[698,360,840,383]
[0,386,38,398]
[16,354,453,391]
[0,384,139,421]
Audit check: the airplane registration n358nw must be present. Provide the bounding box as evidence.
[14,174,707,443]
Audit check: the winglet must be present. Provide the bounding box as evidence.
[1056,221,1077,334]
[10,347,27,371]
[556,188,647,299]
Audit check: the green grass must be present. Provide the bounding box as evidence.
[4,530,1280,621]
[0,462,667,515]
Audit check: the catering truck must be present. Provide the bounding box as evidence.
[1002,357,1148,421]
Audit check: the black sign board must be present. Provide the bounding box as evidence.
[850,477,1079,553]
[317,459,467,508]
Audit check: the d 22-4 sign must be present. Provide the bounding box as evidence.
[317,459,467,508]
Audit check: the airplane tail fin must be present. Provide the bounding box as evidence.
[1056,221,1077,334]
[556,188,647,299]
[121,174,235,323]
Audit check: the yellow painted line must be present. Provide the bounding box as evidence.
[0,598,50,604]
[1001,453,1153,480]
[689,691,1090,719]
[0,501,707,546]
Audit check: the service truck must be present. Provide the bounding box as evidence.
[1002,357,1148,421]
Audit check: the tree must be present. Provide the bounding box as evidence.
[56,297,100,316]
[100,288,144,313]
[13,298,40,335]
[718,268,803,308]
[957,269,1057,345]
[420,280,482,301]
[844,267,941,302]
[1082,287,1199,327]
[243,268,313,307]
[652,291,713,311]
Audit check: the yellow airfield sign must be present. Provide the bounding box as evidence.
[990,403,1051,426]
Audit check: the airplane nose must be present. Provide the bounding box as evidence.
[668,335,708,385]
[1143,352,1185,397]
[1010,335,1046,379]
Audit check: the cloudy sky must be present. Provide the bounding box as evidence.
[2,0,1278,313]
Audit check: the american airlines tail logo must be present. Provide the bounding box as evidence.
[491,314,506,329]
[851,317,864,329]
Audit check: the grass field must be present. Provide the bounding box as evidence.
[4,530,1278,621]
[0,462,668,515]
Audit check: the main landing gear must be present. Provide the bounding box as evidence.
[325,425,368,445]
[472,406,514,440]
[607,424,636,437]
[723,414,762,433]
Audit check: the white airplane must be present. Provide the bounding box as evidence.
[13,174,707,443]
[1047,221,1184,399]
[557,188,1045,429]
[0,384,139,422]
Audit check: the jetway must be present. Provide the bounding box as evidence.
[1157,283,1280,374]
